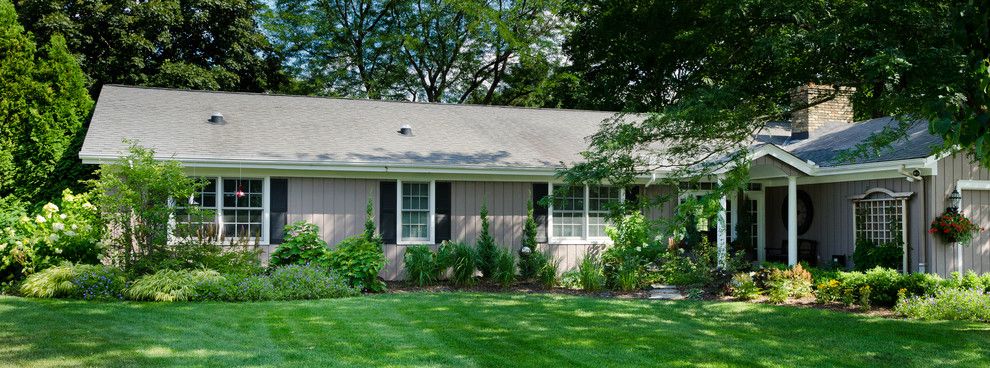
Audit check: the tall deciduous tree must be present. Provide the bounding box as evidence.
[0,0,92,205]
[560,0,990,189]
[264,0,562,103]
[14,0,285,94]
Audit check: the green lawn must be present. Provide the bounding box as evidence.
[0,293,987,367]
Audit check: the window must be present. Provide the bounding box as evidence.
[549,184,623,242]
[552,186,585,238]
[222,179,264,240]
[398,181,433,243]
[172,177,268,244]
[589,186,622,238]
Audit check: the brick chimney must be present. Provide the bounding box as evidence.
[789,84,855,139]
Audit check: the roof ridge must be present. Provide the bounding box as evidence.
[100,84,635,115]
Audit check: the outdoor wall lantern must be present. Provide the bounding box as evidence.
[948,189,962,212]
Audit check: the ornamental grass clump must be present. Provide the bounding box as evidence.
[403,245,440,287]
[127,269,224,302]
[20,263,125,300]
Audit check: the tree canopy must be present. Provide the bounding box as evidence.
[14,0,285,94]
[560,0,990,188]
[263,0,563,103]
[0,0,93,205]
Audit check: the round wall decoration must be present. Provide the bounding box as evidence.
[781,190,814,235]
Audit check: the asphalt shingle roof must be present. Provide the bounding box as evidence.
[80,85,628,170]
[81,85,943,172]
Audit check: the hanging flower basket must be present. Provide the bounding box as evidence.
[929,210,982,245]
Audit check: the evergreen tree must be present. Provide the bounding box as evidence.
[476,202,499,279]
[518,200,541,280]
[363,197,382,245]
[0,0,92,205]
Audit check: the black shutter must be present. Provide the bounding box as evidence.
[532,183,549,242]
[627,185,642,204]
[269,178,288,244]
[435,182,452,243]
[380,181,397,244]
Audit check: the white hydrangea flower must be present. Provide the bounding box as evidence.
[71,224,78,230]
[43,203,59,213]
[53,223,65,231]
[65,230,76,237]
[35,215,47,224]
[82,202,95,210]
[59,214,67,220]
[48,234,59,242]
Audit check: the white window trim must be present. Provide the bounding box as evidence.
[850,187,910,274]
[396,179,436,245]
[547,182,623,245]
[169,176,271,246]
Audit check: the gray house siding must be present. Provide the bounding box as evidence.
[282,178,665,280]
[765,178,926,272]
[930,154,990,275]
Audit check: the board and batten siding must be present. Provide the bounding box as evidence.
[283,178,663,280]
[930,154,990,275]
[764,177,926,272]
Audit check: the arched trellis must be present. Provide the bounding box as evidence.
[847,188,914,273]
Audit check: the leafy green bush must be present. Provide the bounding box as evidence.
[475,204,499,279]
[943,271,990,292]
[127,269,225,302]
[762,264,813,302]
[730,272,760,300]
[403,245,439,286]
[896,288,990,322]
[852,238,902,271]
[269,264,359,300]
[444,241,478,287]
[491,248,517,288]
[211,273,276,302]
[560,269,581,289]
[1,190,103,282]
[656,248,705,286]
[326,235,387,292]
[836,267,903,307]
[270,221,330,267]
[601,211,661,290]
[815,279,841,303]
[20,263,125,300]
[577,254,605,292]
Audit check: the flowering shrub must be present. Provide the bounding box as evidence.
[929,210,982,244]
[815,279,841,303]
[1,190,103,281]
[20,263,125,300]
[602,211,662,289]
[730,272,760,300]
[896,288,990,322]
[270,221,330,267]
[269,264,359,300]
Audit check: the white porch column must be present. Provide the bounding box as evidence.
[787,176,798,266]
[717,192,727,268]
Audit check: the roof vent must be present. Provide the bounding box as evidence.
[208,112,225,125]
[398,124,412,136]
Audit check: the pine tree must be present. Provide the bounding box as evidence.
[0,0,92,205]
[476,202,499,279]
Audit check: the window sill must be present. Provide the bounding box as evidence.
[548,238,613,246]
[396,240,433,246]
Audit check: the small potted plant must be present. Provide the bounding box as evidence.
[929,210,982,244]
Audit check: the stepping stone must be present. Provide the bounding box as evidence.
[648,284,685,300]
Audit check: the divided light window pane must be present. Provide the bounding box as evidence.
[588,186,621,238]
[401,182,430,240]
[552,186,585,238]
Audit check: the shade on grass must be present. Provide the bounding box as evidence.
[0,293,987,367]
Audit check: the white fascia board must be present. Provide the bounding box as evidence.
[745,144,818,175]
